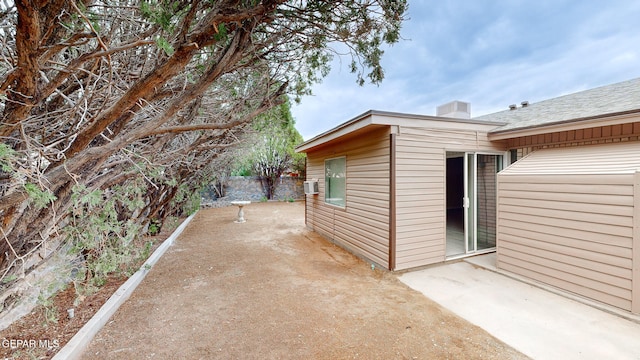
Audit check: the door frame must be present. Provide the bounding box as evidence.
[446,150,505,259]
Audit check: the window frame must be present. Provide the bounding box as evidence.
[324,156,346,208]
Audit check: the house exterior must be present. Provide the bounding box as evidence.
[296,77,640,313]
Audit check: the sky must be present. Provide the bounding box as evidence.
[291,0,640,140]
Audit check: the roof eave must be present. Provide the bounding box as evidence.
[296,110,506,153]
[295,110,376,153]
[487,109,640,141]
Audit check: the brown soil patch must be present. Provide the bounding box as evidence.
[0,220,184,360]
[80,202,528,360]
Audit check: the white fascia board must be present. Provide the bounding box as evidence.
[295,111,375,153]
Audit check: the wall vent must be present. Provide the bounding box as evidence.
[436,101,471,119]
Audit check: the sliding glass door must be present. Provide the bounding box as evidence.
[447,152,503,257]
[464,153,474,252]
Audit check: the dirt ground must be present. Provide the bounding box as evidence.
[0,219,184,360]
[80,201,527,359]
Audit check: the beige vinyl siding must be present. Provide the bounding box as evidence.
[394,127,507,270]
[305,127,391,268]
[497,142,640,312]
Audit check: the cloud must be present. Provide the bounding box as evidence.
[292,0,640,140]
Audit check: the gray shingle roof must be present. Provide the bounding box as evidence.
[475,77,640,134]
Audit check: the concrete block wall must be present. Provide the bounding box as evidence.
[202,176,305,203]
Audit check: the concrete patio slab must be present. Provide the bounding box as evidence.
[399,255,640,360]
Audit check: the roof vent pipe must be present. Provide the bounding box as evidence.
[521,101,529,107]
[509,104,517,110]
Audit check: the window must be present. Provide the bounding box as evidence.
[509,149,518,164]
[325,157,346,207]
